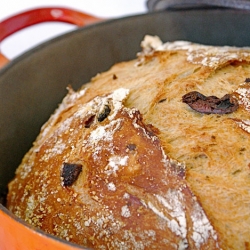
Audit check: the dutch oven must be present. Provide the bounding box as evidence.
[1,0,250,249]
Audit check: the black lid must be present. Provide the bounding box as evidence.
[147,0,250,11]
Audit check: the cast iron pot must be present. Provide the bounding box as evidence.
[1,3,250,249]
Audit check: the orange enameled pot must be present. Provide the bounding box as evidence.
[0,206,84,250]
[1,6,250,249]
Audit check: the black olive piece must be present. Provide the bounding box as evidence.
[182,91,239,114]
[97,105,111,122]
[61,163,82,187]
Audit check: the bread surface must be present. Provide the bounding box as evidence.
[7,36,250,250]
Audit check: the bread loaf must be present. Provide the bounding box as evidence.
[7,35,250,249]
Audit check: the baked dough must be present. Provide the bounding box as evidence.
[7,35,250,249]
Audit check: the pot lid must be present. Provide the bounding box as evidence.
[147,0,250,11]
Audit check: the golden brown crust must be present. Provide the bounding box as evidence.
[7,36,250,249]
[7,89,219,249]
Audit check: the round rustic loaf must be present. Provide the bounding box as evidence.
[7,35,250,249]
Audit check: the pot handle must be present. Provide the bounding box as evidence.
[0,7,104,68]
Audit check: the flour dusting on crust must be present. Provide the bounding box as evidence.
[139,35,250,68]
[8,87,220,249]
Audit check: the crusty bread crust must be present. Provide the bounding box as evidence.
[7,36,250,249]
